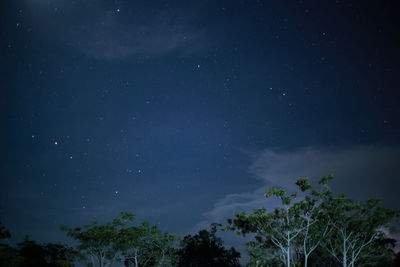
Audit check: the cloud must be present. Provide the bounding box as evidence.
[196,145,400,229]
[66,7,207,60]
[24,1,209,60]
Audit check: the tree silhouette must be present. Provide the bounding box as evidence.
[178,223,240,267]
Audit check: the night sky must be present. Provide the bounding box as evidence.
[1,0,400,248]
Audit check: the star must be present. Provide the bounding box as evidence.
[54,141,58,145]
[116,8,120,13]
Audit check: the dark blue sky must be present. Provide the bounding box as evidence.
[1,0,399,246]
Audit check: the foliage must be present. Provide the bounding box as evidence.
[178,223,240,267]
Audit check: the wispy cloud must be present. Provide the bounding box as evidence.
[66,8,207,60]
[25,1,209,60]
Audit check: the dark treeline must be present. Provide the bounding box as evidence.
[1,175,400,267]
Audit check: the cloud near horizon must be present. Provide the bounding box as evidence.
[196,145,400,230]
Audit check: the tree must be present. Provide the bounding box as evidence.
[0,218,10,240]
[294,177,331,267]
[226,175,399,267]
[0,213,17,267]
[354,233,397,266]
[226,177,331,267]
[395,251,400,267]
[61,211,135,267]
[3,236,79,267]
[322,195,399,267]
[42,243,81,267]
[226,193,303,266]
[245,239,283,267]
[178,223,240,267]
[118,221,179,267]
[0,244,24,267]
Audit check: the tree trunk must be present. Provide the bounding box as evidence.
[286,231,291,267]
[90,255,95,267]
[134,251,138,267]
